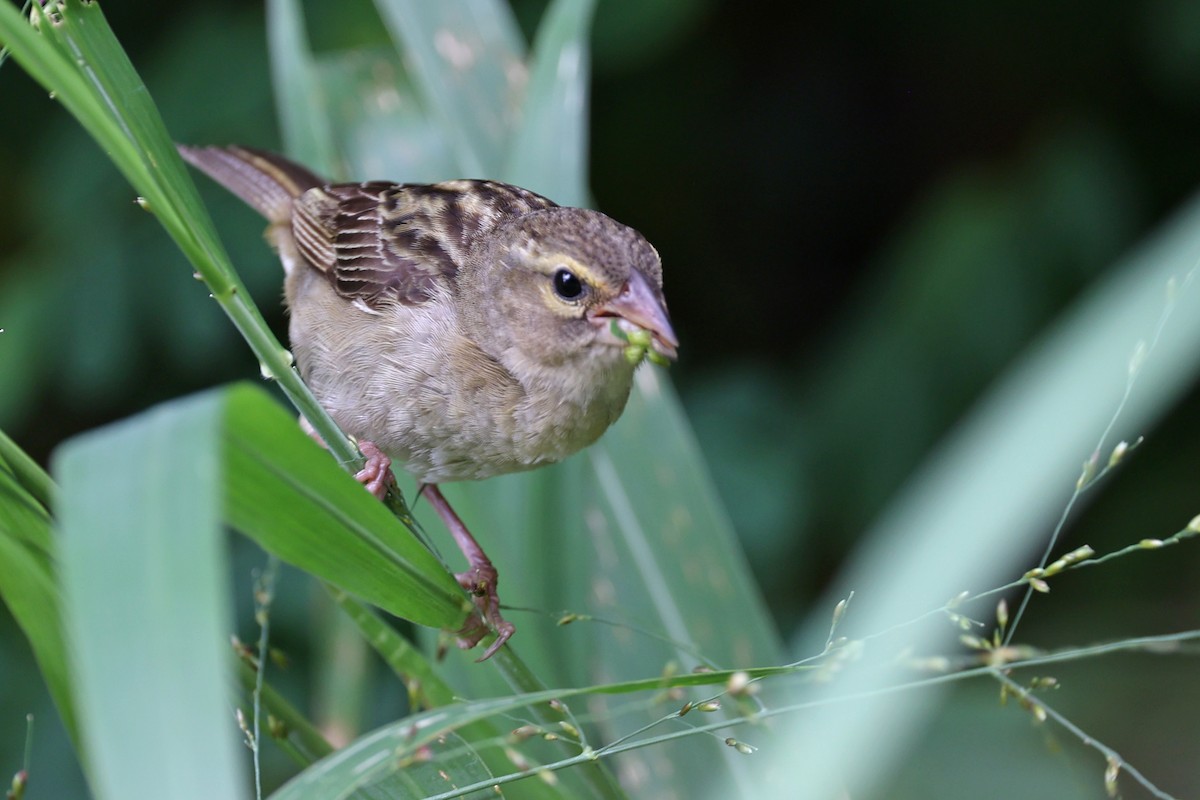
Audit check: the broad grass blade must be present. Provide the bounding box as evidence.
[55,391,246,800]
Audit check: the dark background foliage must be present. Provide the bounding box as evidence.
[2,0,1199,796]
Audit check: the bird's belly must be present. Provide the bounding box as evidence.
[327,378,626,484]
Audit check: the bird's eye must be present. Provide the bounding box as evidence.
[553,268,585,301]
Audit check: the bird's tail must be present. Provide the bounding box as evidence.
[177,145,324,224]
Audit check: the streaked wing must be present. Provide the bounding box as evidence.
[292,179,556,306]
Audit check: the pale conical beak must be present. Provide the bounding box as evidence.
[589,269,679,360]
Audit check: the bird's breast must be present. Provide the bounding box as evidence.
[288,278,635,484]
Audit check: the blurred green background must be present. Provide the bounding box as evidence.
[2,0,1199,797]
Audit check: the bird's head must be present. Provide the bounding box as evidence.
[459,207,677,376]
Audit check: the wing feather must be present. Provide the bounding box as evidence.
[292,180,555,307]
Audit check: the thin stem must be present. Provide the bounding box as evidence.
[990,671,1177,800]
[486,646,624,798]
[251,556,279,800]
[1004,270,1194,646]
[864,519,1198,652]
[508,605,724,671]
[234,661,333,764]
[20,714,33,777]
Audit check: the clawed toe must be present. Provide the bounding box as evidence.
[454,563,515,661]
[473,619,515,661]
[353,441,395,500]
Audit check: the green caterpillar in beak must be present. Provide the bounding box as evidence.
[610,320,672,367]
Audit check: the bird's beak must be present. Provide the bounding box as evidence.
[589,270,679,361]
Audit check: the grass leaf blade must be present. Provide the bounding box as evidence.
[374,0,526,175]
[503,0,596,207]
[55,390,246,800]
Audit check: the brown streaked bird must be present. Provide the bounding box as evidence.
[178,145,678,659]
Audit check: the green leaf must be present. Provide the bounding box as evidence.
[0,447,52,560]
[0,428,75,742]
[591,369,782,666]
[503,0,597,207]
[267,0,340,174]
[326,594,603,800]
[0,422,54,514]
[1,0,223,285]
[373,0,526,176]
[0,476,75,745]
[317,45,459,183]
[55,389,246,800]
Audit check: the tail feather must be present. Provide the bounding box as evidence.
[177,145,325,224]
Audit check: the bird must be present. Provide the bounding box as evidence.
[178,145,678,660]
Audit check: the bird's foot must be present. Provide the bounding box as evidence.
[353,440,395,501]
[299,417,396,501]
[454,561,516,661]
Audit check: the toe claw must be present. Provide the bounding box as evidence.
[476,621,515,662]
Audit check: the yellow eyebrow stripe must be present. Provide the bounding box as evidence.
[541,256,610,291]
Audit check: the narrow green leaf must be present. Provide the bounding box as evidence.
[503,0,597,207]
[374,0,527,175]
[0,521,76,745]
[317,45,459,183]
[0,435,72,746]
[4,0,220,283]
[0,2,155,222]
[267,0,340,175]
[327,588,455,705]
[591,369,782,666]
[55,390,246,800]
[0,456,53,560]
[317,729,504,800]
[580,376,786,796]
[0,426,54,513]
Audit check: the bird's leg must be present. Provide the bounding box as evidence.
[419,483,515,661]
[300,421,509,658]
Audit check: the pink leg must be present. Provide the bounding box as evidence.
[301,423,509,658]
[420,483,515,661]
